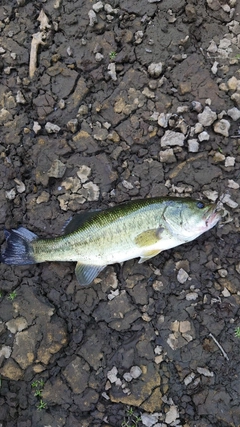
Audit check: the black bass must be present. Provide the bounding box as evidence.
[0,197,221,286]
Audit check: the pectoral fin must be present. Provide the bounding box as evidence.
[75,262,106,286]
[135,227,164,247]
[139,249,161,264]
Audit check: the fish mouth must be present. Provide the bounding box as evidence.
[205,205,222,229]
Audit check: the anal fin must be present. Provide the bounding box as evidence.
[139,249,161,264]
[75,262,106,286]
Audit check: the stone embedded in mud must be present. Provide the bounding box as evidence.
[177,268,189,284]
[213,119,230,136]
[6,317,28,333]
[227,76,238,90]
[92,1,104,12]
[141,413,158,427]
[225,156,235,167]
[47,159,66,178]
[198,106,217,126]
[45,122,61,133]
[161,130,185,147]
[165,405,179,424]
[148,62,163,77]
[88,9,98,26]
[108,63,117,81]
[227,107,240,120]
[77,165,92,183]
[188,139,199,152]
[198,131,210,141]
[0,358,23,380]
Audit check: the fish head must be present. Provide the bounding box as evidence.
[163,198,221,242]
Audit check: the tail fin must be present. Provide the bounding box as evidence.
[1,227,38,265]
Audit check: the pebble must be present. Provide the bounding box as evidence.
[192,101,202,112]
[158,112,170,128]
[107,63,117,81]
[188,139,199,152]
[148,62,163,77]
[67,119,78,133]
[225,156,235,167]
[88,10,98,26]
[159,148,176,163]
[221,193,238,208]
[45,122,61,133]
[222,287,231,297]
[198,106,217,126]
[123,372,133,382]
[0,346,12,359]
[92,1,104,12]
[197,367,214,377]
[130,365,142,379]
[227,107,240,120]
[211,61,218,74]
[161,130,185,147]
[177,268,189,284]
[213,119,230,137]
[141,413,158,427]
[165,405,179,424]
[33,121,41,134]
[227,179,239,189]
[184,372,195,385]
[186,292,198,301]
[14,178,25,193]
[47,159,66,178]
[198,131,210,141]
[227,75,238,90]
[194,122,203,133]
[77,165,91,183]
[16,90,26,104]
[107,366,118,383]
[212,152,225,163]
[203,190,219,202]
[5,189,16,200]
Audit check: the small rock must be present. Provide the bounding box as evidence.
[6,317,28,333]
[36,191,50,204]
[45,122,61,133]
[0,346,12,359]
[222,287,231,296]
[67,119,78,133]
[47,159,66,178]
[92,1,104,12]
[198,106,217,126]
[227,179,239,189]
[107,366,118,383]
[227,107,240,120]
[159,148,176,163]
[123,372,133,382]
[5,189,16,200]
[225,156,235,167]
[212,152,225,163]
[186,292,198,301]
[88,9,98,26]
[188,139,199,152]
[178,81,192,94]
[165,405,179,424]
[161,130,185,147]
[33,121,41,134]
[158,112,170,128]
[227,76,238,90]
[203,190,219,202]
[184,372,195,385]
[198,131,210,141]
[177,268,189,284]
[141,413,159,427]
[95,52,104,62]
[211,61,219,74]
[14,178,25,193]
[231,92,240,106]
[192,101,202,112]
[16,90,26,104]
[82,182,100,201]
[197,367,214,377]
[194,122,203,133]
[148,62,163,77]
[77,165,91,183]
[130,366,142,379]
[221,193,238,208]
[107,63,117,81]
[142,87,155,99]
[214,119,230,137]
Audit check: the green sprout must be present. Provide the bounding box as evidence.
[36,399,47,410]
[109,51,117,60]
[0,291,3,298]
[121,406,142,427]
[235,327,240,338]
[7,290,17,301]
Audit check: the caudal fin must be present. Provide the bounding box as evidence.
[1,227,38,265]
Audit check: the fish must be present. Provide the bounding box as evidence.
[0,197,221,286]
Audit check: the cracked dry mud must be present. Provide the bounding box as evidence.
[0,1,240,426]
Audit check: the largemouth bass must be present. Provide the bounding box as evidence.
[0,197,221,286]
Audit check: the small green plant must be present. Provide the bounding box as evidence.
[109,51,117,60]
[121,406,142,427]
[37,399,47,410]
[7,290,17,301]
[235,327,240,338]
[218,147,223,153]
[0,290,3,298]
[31,379,46,410]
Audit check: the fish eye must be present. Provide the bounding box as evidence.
[196,201,205,209]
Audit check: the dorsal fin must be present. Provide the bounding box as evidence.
[63,210,100,235]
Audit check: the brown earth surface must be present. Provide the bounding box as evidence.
[0,0,240,426]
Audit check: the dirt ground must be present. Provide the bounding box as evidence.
[0,0,240,426]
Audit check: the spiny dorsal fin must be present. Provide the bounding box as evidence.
[63,210,100,234]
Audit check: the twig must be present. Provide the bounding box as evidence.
[209,333,229,361]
